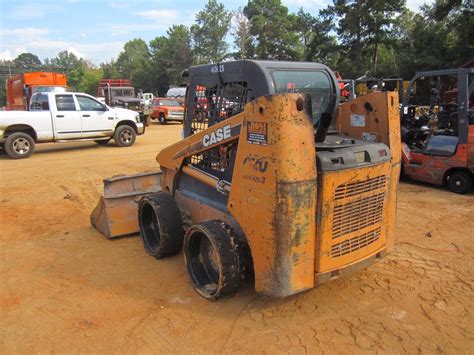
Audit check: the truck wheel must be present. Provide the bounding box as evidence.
[138,192,185,259]
[159,113,167,125]
[183,220,243,300]
[114,125,136,147]
[95,139,110,145]
[447,171,472,194]
[4,132,35,159]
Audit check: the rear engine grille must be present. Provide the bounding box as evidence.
[331,228,381,258]
[332,192,384,239]
[335,176,386,200]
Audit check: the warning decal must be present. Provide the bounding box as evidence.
[247,121,268,145]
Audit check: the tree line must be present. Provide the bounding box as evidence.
[0,0,472,105]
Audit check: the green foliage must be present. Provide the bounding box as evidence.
[329,0,406,77]
[150,25,194,95]
[305,8,339,68]
[1,0,473,105]
[115,39,152,91]
[395,0,474,78]
[244,0,300,60]
[294,8,316,61]
[191,0,232,63]
[14,53,42,69]
[77,67,104,95]
[47,50,82,70]
[231,8,254,59]
[100,60,121,79]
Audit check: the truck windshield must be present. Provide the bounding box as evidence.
[32,86,67,94]
[111,88,135,97]
[156,99,181,107]
[272,70,332,125]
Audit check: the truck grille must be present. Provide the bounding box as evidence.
[331,227,381,258]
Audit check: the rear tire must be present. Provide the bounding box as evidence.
[447,171,472,194]
[4,132,35,159]
[114,125,136,147]
[138,192,184,259]
[183,220,243,300]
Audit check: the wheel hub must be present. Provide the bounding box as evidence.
[13,138,29,154]
[120,130,132,143]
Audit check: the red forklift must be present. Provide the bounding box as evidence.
[400,68,474,193]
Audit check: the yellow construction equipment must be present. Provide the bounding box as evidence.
[91,60,400,300]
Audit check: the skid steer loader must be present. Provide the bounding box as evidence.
[91,60,400,299]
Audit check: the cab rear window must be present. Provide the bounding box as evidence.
[272,70,332,125]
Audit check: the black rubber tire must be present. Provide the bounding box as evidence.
[95,139,110,145]
[4,132,35,159]
[183,220,243,300]
[138,192,184,259]
[114,125,136,147]
[447,171,472,194]
[159,113,167,125]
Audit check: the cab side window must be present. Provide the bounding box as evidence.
[76,95,104,111]
[55,95,76,111]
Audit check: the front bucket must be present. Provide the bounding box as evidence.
[90,171,162,238]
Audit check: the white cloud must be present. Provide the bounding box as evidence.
[99,9,195,36]
[0,48,27,61]
[107,1,129,9]
[66,46,85,59]
[135,9,179,20]
[0,28,50,38]
[0,25,123,64]
[9,3,57,20]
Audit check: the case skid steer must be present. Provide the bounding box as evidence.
[91,60,401,300]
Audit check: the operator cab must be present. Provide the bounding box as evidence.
[401,68,474,156]
[399,68,474,193]
[183,60,391,179]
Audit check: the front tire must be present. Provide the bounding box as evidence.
[183,220,243,300]
[447,171,472,194]
[159,113,167,125]
[4,132,35,159]
[114,125,136,147]
[138,193,185,259]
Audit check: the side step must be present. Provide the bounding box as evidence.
[55,137,112,143]
[90,171,162,238]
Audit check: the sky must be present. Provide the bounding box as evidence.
[0,0,433,66]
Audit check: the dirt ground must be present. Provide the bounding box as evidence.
[1,123,473,354]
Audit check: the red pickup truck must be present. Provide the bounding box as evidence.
[150,97,184,124]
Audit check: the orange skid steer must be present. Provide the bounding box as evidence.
[91,60,400,300]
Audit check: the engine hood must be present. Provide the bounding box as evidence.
[112,96,141,104]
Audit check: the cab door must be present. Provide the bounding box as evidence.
[76,94,115,138]
[53,94,82,140]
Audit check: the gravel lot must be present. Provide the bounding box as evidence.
[1,123,473,353]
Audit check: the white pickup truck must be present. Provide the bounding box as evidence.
[0,92,145,159]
